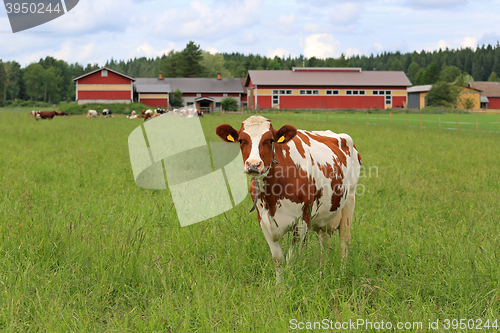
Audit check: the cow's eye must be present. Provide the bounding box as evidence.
[239,140,243,144]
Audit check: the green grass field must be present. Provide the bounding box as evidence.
[1,108,499,332]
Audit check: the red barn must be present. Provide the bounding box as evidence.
[73,67,134,104]
[468,82,500,110]
[245,67,411,110]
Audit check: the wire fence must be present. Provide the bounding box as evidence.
[236,109,500,134]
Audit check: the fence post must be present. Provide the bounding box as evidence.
[345,112,347,124]
[456,115,459,133]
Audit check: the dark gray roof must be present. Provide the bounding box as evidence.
[135,84,171,93]
[246,68,411,87]
[73,67,135,82]
[134,78,244,93]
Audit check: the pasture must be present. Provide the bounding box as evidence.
[0,108,499,332]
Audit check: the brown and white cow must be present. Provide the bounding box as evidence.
[35,111,56,120]
[216,116,361,281]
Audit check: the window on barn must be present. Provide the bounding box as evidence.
[386,91,391,95]
[187,102,194,106]
[353,90,359,95]
[306,90,312,95]
[273,90,278,94]
[101,69,108,77]
[313,90,319,95]
[373,91,378,95]
[286,90,292,95]
[385,96,391,105]
[216,102,221,107]
[360,90,365,95]
[300,90,306,95]
[280,90,285,95]
[326,90,332,95]
[346,90,352,95]
[379,91,384,95]
[333,90,339,95]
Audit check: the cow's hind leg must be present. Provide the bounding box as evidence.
[319,212,341,266]
[339,194,355,268]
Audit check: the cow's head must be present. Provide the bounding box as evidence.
[216,116,297,177]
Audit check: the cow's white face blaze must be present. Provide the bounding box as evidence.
[215,116,297,176]
[241,116,272,175]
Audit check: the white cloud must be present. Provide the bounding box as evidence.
[153,0,264,40]
[206,47,219,54]
[279,14,296,25]
[405,0,468,9]
[304,23,321,33]
[461,36,477,49]
[268,47,290,59]
[303,34,341,59]
[331,3,364,25]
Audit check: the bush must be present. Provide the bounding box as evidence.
[427,82,460,108]
[221,97,238,111]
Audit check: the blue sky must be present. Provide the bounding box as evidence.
[1,0,499,66]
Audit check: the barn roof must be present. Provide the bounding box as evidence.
[468,81,500,97]
[408,85,433,93]
[134,77,244,93]
[135,83,171,93]
[73,67,135,82]
[246,68,412,87]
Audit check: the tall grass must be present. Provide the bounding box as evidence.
[0,110,499,331]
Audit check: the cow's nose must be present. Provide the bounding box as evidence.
[245,160,262,173]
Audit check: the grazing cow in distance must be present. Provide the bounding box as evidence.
[216,116,361,282]
[35,111,56,120]
[87,110,100,118]
[54,110,68,116]
[102,109,113,117]
[30,110,36,117]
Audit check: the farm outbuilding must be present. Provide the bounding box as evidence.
[73,67,135,105]
[468,81,500,110]
[408,84,481,110]
[245,67,411,110]
[135,74,245,112]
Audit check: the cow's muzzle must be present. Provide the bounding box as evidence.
[245,161,263,175]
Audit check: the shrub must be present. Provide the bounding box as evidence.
[221,97,238,111]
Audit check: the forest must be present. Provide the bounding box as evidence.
[1,40,499,106]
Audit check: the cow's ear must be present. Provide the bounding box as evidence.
[216,124,239,143]
[274,125,297,144]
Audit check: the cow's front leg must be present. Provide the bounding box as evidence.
[287,219,307,263]
[260,216,284,283]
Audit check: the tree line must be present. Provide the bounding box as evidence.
[1,41,499,106]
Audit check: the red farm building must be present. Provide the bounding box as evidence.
[245,67,411,110]
[73,67,135,104]
[468,81,500,110]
